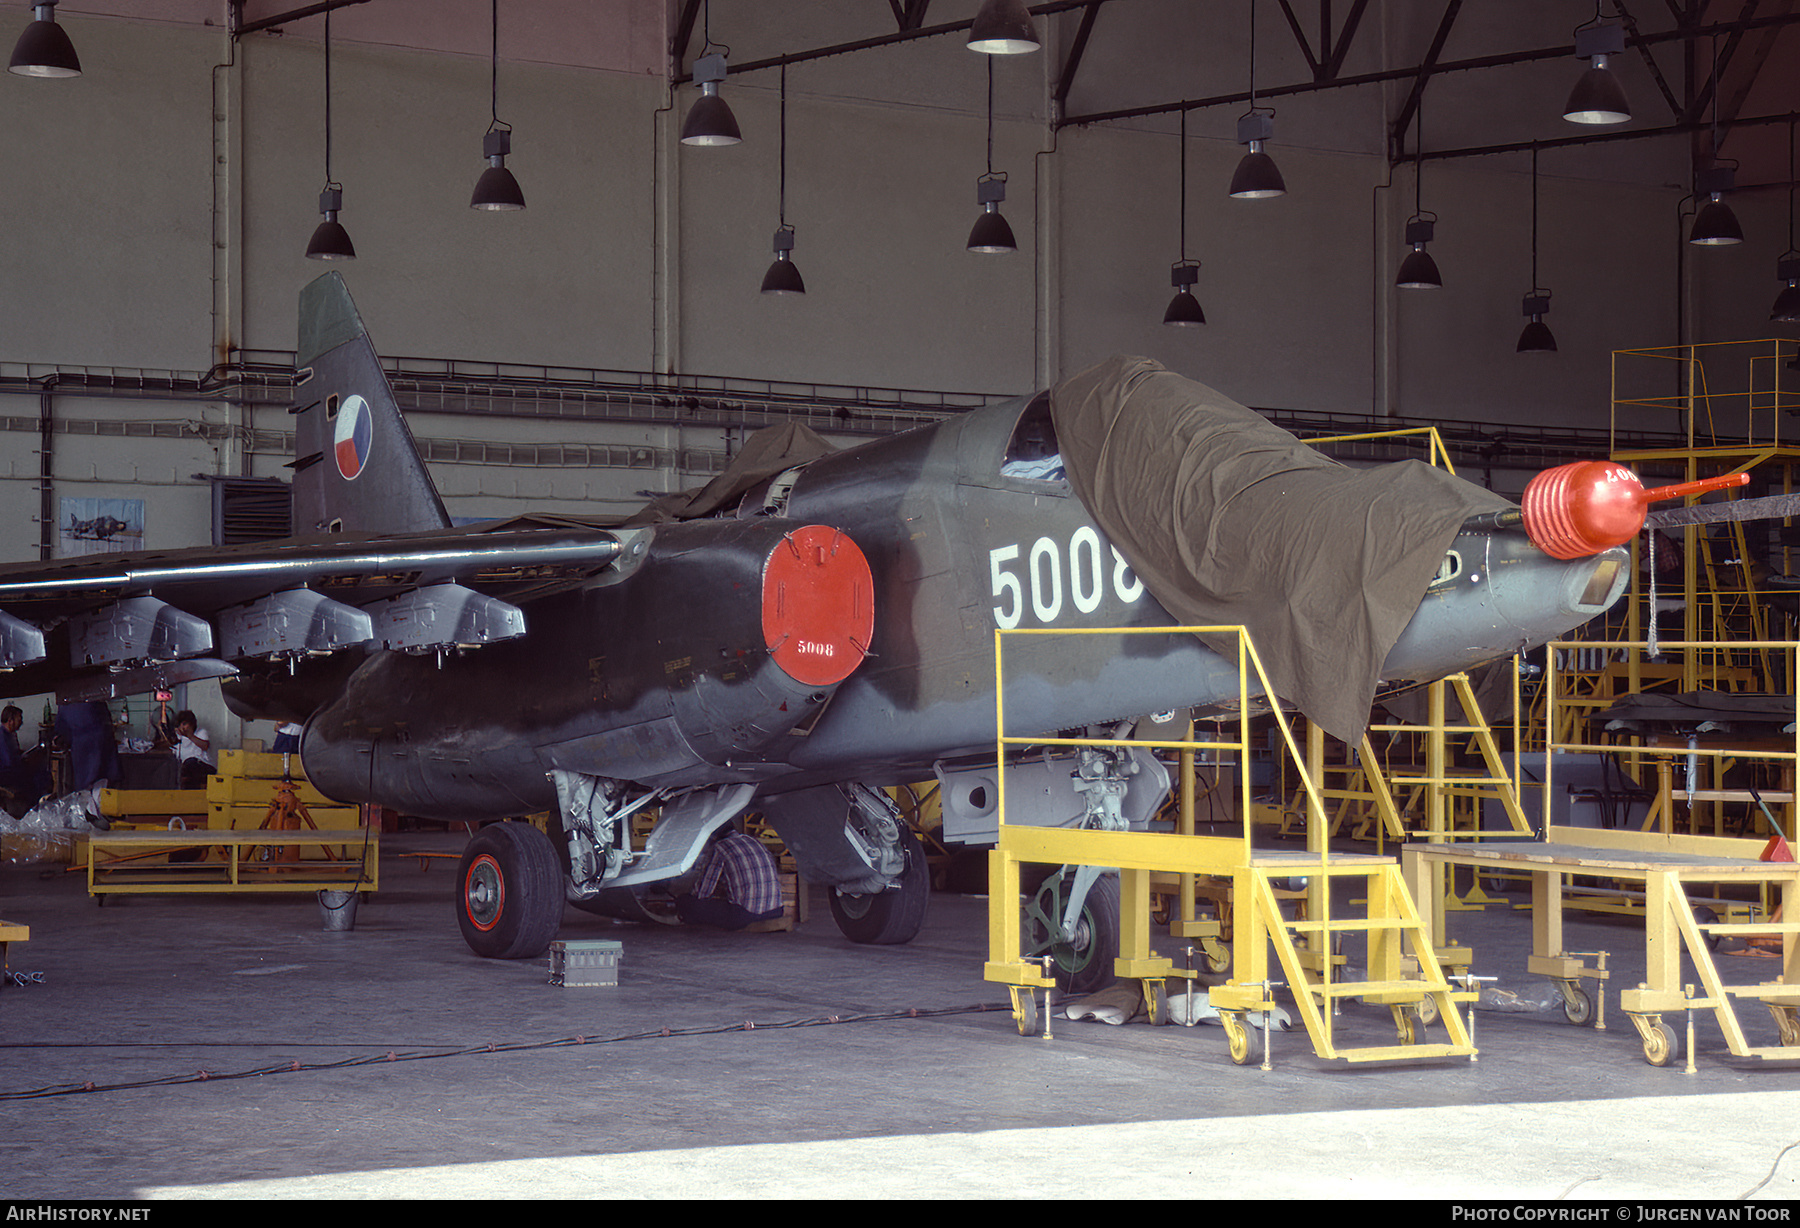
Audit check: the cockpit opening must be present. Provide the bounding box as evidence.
[1001,395,1065,482]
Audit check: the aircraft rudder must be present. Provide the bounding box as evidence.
[292,273,451,536]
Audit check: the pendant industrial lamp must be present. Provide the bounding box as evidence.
[1562,3,1630,125]
[470,0,524,210]
[1774,120,1799,323]
[967,58,1015,253]
[1688,36,1742,246]
[1517,145,1556,353]
[761,64,804,295]
[8,2,79,78]
[1395,105,1440,289]
[305,10,355,261]
[1164,110,1204,327]
[680,0,741,147]
[1228,0,1285,199]
[967,0,1039,55]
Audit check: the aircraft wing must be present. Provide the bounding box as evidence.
[0,518,644,697]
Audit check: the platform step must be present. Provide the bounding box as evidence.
[1723,985,1800,1003]
[1245,861,1395,876]
[1311,978,1451,999]
[1735,1046,1800,1061]
[1286,918,1412,933]
[1700,922,1800,933]
[1334,1043,1471,1063]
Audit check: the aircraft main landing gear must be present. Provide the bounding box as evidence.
[456,821,563,959]
[829,825,930,944]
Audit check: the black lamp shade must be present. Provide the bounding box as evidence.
[1396,248,1441,289]
[1517,319,1558,353]
[1563,63,1630,125]
[1229,149,1286,199]
[681,85,742,147]
[306,219,356,261]
[968,0,1040,54]
[471,163,525,210]
[761,254,805,295]
[1163,290,1205,327]
[9,11,79,78]
[968,207,1016,253]
[1690,198,1743,245]
[1774,281,1800,324]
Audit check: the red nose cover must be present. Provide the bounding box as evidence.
[762,525,874,687]
[1522,461,1748,559]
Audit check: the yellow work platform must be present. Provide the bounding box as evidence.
[1404,824,1800,1067]
[1,918,27,984]
[86,828,378,896]
[985,625,1476,1067]
[97,787,207,824]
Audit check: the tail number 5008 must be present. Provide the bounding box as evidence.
[990,528,1143,629]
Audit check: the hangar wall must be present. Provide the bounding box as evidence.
[0,3,1792,741]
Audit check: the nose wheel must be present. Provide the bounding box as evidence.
[1021,870,1120,996]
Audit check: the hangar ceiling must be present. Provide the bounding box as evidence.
[672,2,1799,185]
[214,1,1799,189]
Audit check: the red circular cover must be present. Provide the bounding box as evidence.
[1523,461,1645,559]
[761,525,874,687]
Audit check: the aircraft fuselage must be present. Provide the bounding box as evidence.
[299,394,1626,819]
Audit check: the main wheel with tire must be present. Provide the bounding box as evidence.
[455,822,564,959]
[1023,871,1121,996]
[829,825,930,945]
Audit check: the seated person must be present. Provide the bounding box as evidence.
[160,710,216,790]
[0,704,51,814]
[271,722,303,754]
[674,825,786,931]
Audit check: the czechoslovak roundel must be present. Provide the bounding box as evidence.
[334,395,373,481]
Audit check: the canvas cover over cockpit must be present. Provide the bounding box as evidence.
[1049,355,1509,743]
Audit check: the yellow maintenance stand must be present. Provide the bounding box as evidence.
[983,625,1476,1066]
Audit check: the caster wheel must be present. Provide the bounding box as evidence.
[1643,1020,1680,1067]
[1224,1013,1263,1066]
[1013,992,1039,1037]
[1146,981,1171,1026]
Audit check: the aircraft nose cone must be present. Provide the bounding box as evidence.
[762,525,874,687]
[1491,541,1628,631]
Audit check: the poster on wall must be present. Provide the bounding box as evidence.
[58,497,145,557]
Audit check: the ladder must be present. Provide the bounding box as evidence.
[1209,857,1476,1064]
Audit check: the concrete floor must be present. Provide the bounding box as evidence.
[1,830,1797,1201]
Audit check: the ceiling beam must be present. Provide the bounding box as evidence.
[1057,8,1800,159]
[674,1,1098,82]
[230,0,372,39]
[1052,2,1106,115]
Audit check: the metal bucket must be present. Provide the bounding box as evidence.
[317,888,359,932]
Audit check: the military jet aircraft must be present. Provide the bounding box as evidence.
[66,514,132,543]
[0,273,1632,967]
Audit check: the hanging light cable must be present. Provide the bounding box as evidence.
[1774,119,1799,323]
[1228,0,1285,199]
[967,57,1015,253]
[1164,110,1203,326]
[471,0,524,210]
[761,63,804,295]
[1689,34,1743,246]
[1395,101,1440,289]
[681,0,741,147]
[306,10,355,261]
[1517,144,1557,353]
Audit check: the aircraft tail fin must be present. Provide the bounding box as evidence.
[291,272,451,536]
